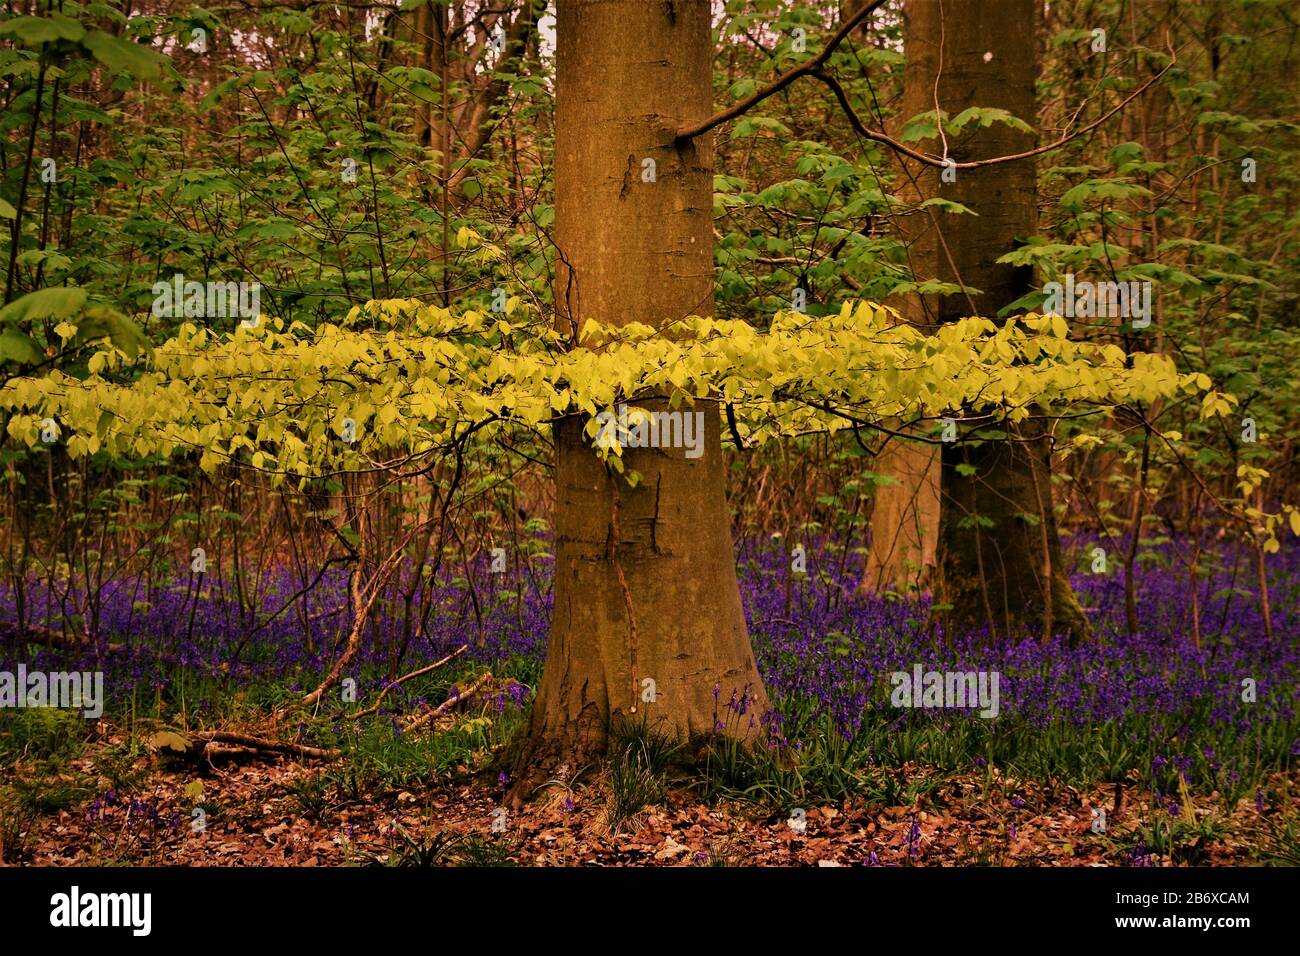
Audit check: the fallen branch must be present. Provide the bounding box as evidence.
[192,731,339,760]
[348,644,470,719]
[406,671,494,732]
[148,727,339,762]
[306,604,346,623]
[1,622,126,655]
[298,524,410,711]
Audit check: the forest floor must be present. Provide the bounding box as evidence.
[5,549,1298,867]
[10,723,1297,867]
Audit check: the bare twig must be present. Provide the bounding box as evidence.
[675,0,888,142]
[810,48,1177,170]
[348,644,470,719]
[677,3,1175,178]
[405,671,494,731]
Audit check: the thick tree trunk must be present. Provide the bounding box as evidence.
[510,0,770,799]
[901,0,1089,642]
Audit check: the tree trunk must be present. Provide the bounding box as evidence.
[510,0,770,800]
[862,435,939,595]
[860,7,944,596]
[938,417,1087,642]
[901,0,1089,642]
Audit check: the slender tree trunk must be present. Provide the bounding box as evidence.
[862,437,940,595]
[510,0,770,800]
[412,2,437,149]
[901,0,1089,642]
[860,0,943,595]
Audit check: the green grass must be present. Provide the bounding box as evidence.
[375,823,466,867]
[1111,814,1234,866]
[1258,813,1300,866]
[0,795,38,864]
[602,718,683,832]
[0,707,91,764]
[12,774,93,814]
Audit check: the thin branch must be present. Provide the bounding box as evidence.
[405,670,494,730]
[675,0,888,142]
[810,44,1177,170]
[348,644,469,719]
[192,731,338,760]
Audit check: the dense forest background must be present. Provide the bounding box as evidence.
[0,0,1297,868]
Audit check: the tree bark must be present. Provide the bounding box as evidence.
[862,436,940,595]
[860,0,943,596]
[510,0,770,800]
[901,0,1089,642]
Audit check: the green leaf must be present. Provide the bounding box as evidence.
[15,249,72,272]
[899,110,942,143]
[0,329,42,365]
[1059,178,1152,211]
[199,77,241,111]
[731,116,791,139]
[82,30,170,81]
[919,197,978,216]
[236,219,299,241]
[0,286,88,325]
[1196,111,1262,134]
[77,306,148,360]
[1107,141,1144,169]
[821,163,857,186]
[996,289,1049,318]
[948,106,1034,134]
[59,96,115,125]
[0,14,86,46]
